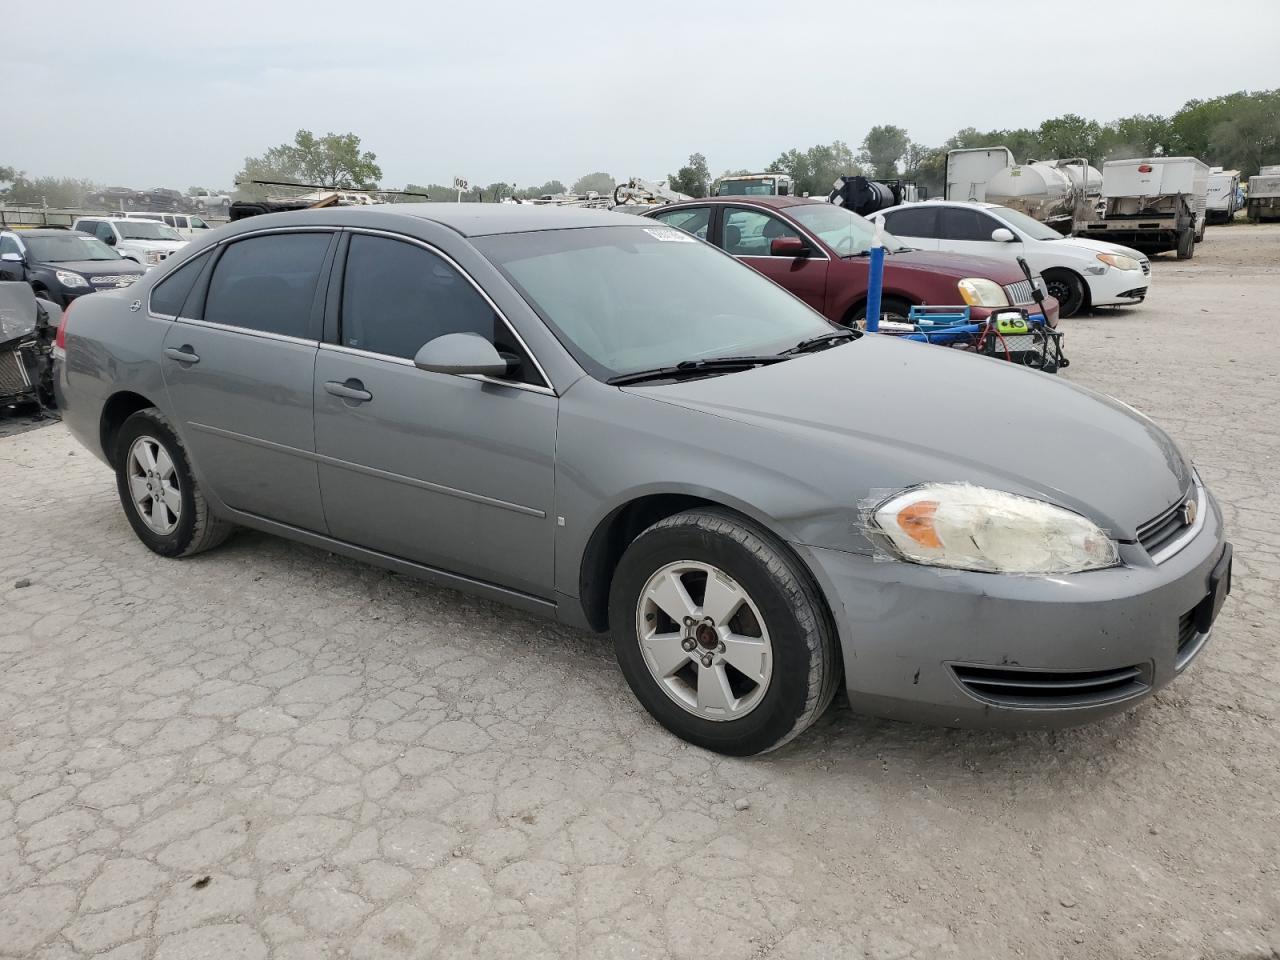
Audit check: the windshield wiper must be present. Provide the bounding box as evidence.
[607,355,789,386]
[781,329,862,355]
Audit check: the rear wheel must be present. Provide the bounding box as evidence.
[114,407,232,558]
[1175,228,1195,260]
[609,509,840,755]
[1042,270,1086,318]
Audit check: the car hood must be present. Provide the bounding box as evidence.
[885,249,1031,285]
[43,259,145,276]
[119,240,186,251]
[1049,236,1148,260]
[624,336,1192,539]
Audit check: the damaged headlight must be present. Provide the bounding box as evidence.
[872,484,1119,574]
[957,278,1009,308]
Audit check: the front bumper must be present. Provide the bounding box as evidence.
[797,488,1229,729]
[1087,267,1150,308]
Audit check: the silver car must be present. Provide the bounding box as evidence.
[54,205,1232,755]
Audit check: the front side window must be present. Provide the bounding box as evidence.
[340,234,539,384]
[475,225,835,381]
[788,203,909,256]
[652,206,710,240]
[938,207,1002,242]
[204,233,330,338]
[722,208,800,257]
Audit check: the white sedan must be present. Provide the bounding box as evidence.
[869,201,1150,318]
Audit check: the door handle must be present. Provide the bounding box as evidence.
[324,379,372,403]
[163,345,199,364]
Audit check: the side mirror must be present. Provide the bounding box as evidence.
[102,234,116,245]
[991,227,1017,243]
[770,236,809,257]
[1,252,23,263]
[413,332,514,377]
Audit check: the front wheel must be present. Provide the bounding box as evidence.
[114,407,233,558]
[609,509,840,755]
[849,296,912,329]
[1043,270,1086,318]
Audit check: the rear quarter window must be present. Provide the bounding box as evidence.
[149,253,208,317]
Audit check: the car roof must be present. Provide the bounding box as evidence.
[225,202,648,238]
[664,196,815,210]
[875,201,1001,214]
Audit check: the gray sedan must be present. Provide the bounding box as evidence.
[53,204,1231,755]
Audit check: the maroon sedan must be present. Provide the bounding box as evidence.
[645,197,1059,327]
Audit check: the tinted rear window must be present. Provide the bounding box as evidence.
[204,233,330,338]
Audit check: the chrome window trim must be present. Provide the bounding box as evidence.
[1148,482,1207,565]
[317,342,556,397]
[340,227,557,395]
[173,315,318,347]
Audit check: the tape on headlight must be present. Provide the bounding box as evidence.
[870,483,1118,574]
[957,278,1010,307]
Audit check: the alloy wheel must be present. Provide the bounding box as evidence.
[635,560,773,720]
[126,435,181,535]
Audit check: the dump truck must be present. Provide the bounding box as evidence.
[1076,157,1209,259]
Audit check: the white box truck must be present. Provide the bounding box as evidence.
[944,148,1014,202]
[1077,157,1210,259]
[1206,168,1241,224]
[1246,170,1280,223]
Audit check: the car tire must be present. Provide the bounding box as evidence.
[1175,228,1195,260]
[114,407,233,558]
[1043,270,1086,318]
[608,508,840,756]
[850,296,912,329]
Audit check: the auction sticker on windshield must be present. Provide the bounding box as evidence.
[643,227,694,242]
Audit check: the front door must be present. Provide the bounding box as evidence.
[933,206,1017,259]
[718,206,828,311]
[160,230,334,532]
[313,232,557,598]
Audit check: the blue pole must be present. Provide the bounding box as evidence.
[865,220,885,333]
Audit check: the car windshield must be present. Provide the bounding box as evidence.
[787,203,911,255]
[987,206,1064,241]
[115,221,183,241]
[717,178,777,196]
[475,225,837,380]
[24,234,122,262]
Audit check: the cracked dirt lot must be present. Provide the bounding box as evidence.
[1,223,1278,960]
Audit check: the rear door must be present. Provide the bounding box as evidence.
[717,206,828,311]
[880,206,940,250]
[160,229,336,532]
[313,231,557,597]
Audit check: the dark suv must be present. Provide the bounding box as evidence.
[0,230,145,306]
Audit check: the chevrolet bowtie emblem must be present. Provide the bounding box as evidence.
[1181,499,1197,525]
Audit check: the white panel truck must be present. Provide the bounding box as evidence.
[1246,166,1280,223]
[1206,168,1241,223]
[944,147,1015,202]
[1077,157,1209,260]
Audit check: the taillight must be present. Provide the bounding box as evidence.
[1138,163,1153,173]
[55,300,72,351]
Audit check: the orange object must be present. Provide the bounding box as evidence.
[898,501,942,548]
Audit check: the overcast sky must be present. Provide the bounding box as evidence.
[7,0,1279,191]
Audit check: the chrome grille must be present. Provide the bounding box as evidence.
[0,349,30,395]
[1137,489,1195,560]
[1003,277,1047,305]
[951,663,1149,708]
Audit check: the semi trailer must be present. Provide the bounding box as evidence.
[1077,157,1209,259]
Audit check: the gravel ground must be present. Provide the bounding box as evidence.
[1,223,1277,960]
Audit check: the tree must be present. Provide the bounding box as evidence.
[1099,114,1170,160]
[235,129,382,197]
[668,152,710,198]
[1036,114,1103,161]
[572,171,615,196]
[858,125,910,178]
[770,141,859,197]
[518,180,568,199]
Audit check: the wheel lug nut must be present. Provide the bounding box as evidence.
[700,653,713,668]
[681,638,696,652]
[716,642,725,653]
